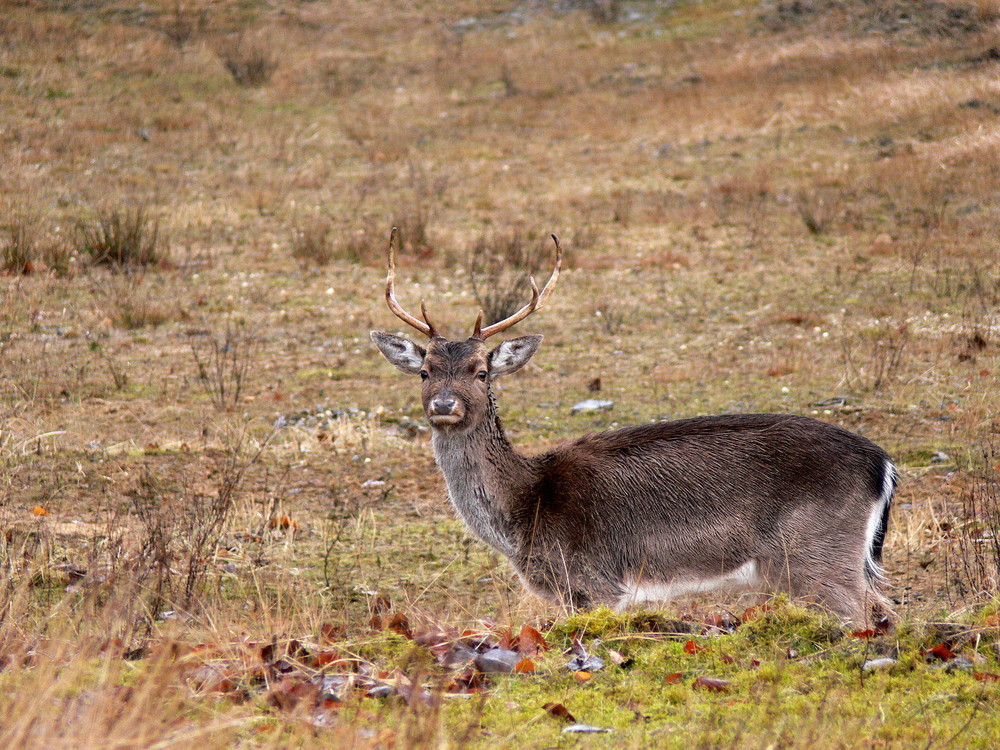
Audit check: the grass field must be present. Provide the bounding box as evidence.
[2,0,1000,746]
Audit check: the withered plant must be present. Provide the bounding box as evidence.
[189,320,258,411]
[468,228,548,325]
[217,35,277,87]
[77,205,166,271]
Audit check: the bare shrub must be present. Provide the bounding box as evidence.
[946,441,1000,602]
[589,0,623,24]
[290,216,334,267]
[87,269,173,329]
[189,320,258,411]
[77,205,166,270]
[794,186,843,235]
[1,218,35,275]
[392,163,449,256]
[160,1,208,47]
[468,229,547,324]
[840,320,911,392]
[336,221,382,265]
[2,216,74,277]
[127,424,269,612]
[217,35,277,87]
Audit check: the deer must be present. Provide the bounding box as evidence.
[371,229,897,623]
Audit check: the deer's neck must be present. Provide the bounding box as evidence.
[430,392,532,558]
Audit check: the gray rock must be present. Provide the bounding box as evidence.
[861,657,897,672]
[474,648,521,673]
[571,399,614,413]
[562,724,611,734]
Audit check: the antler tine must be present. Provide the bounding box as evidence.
[477,233,562,339]
[385,227,435,338]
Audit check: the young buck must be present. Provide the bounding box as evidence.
[371,230,896,622]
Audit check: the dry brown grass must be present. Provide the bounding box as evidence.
[2,0,1000,745]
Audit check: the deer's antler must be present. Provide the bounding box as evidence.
[474,234,562,339]
[385,227,437,338]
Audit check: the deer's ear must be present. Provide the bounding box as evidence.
[371,331,426,375]
[489,335,542,377]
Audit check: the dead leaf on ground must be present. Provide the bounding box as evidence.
[923,643,956,662]
[692,676,731,692]
[543,702,576,722]
[683,639,703,655]
[512,624,549,656]
[514,658,536,673]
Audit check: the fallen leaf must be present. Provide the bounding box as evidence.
[984,614,1000,628]
[514,658,536,674]
[850,629,879,639]
[974,671,1000,682]
[543,702,576,722]
[31,506,49,517]
[267,676,319,711]
[513,624,549,656]
[692,676,731,692]
[572,670,593,683]
[683,640,703,655]
[310,650,341,668]
[319,622,345,642]
[664,672,683,684]
[924,643,956,662]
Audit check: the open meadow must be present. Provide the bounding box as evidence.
[2,0,1000,746]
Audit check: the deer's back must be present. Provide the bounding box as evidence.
[516,413,888,537]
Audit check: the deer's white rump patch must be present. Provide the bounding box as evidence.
[617,559,762,610]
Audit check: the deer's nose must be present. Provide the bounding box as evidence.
[431,396,457,415]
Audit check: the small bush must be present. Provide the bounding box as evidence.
[190,320,258,411]
[88,270,174,329]
[1,219,35,275]
[794,186,843,235]
[161,1,207,47]
[77,205,166,270]
[2,216,73,276]
[468,228,548,325]
[291,217,334,267]
[218,36,277,87]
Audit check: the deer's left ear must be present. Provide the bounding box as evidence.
[488,335,542,377]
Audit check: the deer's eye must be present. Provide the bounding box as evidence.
[420,370,429,381]
[477,370,488,382]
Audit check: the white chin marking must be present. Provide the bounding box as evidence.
[617,560,762,610]
[429,414,462,426]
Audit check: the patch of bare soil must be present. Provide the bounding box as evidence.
[758,0,987,39]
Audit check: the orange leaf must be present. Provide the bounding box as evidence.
[514,658,536,674]
[850,629,878,639]
[31,506,49,516]
[572,671,593,683]
[543,702,576,722]
[974,671,1000,682]
[664,671,683,684]
[683,640,703,655]
[514,624,549,656]
[924,643,956,662]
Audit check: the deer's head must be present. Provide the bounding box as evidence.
[371,229,561,434]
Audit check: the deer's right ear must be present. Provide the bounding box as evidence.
[371,331,426,375]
